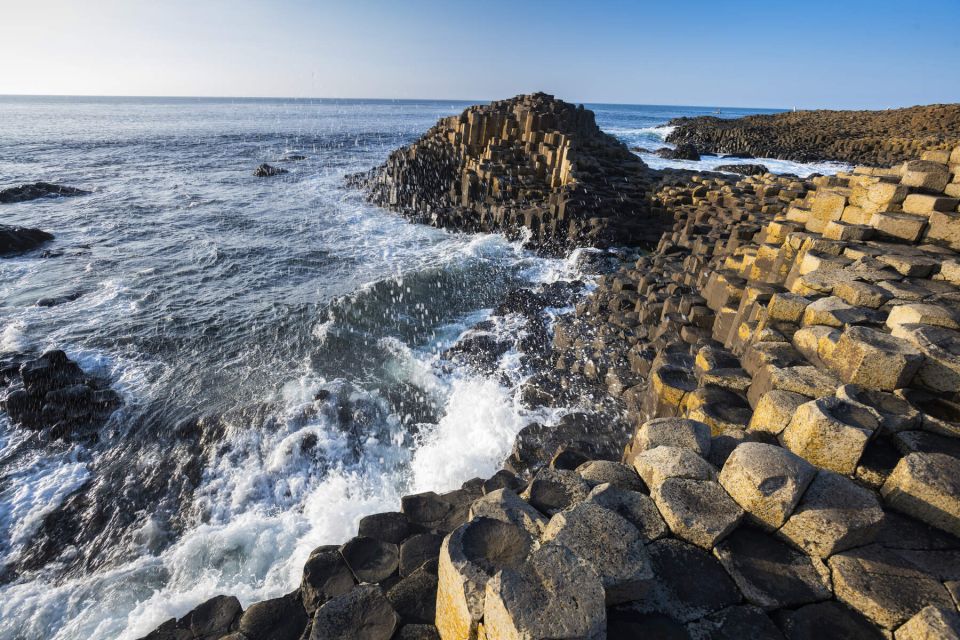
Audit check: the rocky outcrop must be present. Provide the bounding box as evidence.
[0,182,90,204]
[349,93,665,252]
[667,104,960,166]
[253,163,287,177]
[715,163,769,176]
[0,224,54,255]
[0,350,121,442]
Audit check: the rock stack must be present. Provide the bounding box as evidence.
[667,104,960,167]
[139,113,960,640]
[350,93,665,252]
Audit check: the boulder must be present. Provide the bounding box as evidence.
[357,512,411,545]
[339,536,399,584]
[310,584,400,640]
[467,488,548,538]
[713,527,831,610]
[238,592,307,640]
[686,605,784,640]
[0,224,55,255]
[747,390,809,436]
[254,163,288,177]
[301,545,356,616]
[829,326,924,391]
[778,470,885,558]
[895,605,960,640]
[632,446,717,490]
[541,502,653,604]
[435,518,531,640]
[482,543,606,640]
[575,460,645,492]
[718,442,816,529]
[399,533,444,577]
[651,478,743,549]
[714,164,769,176]
[387,566,438,625]
[0,182,90,204]
[520,467,591,515]
[657,144,701,161]
[584,483,668,540]
[780,397,877,475]
[776,601,885,640]
[881,452,960,537]
[829,544,954,629]
[627,417,712,460]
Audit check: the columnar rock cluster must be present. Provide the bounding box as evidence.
[349,93,665,251]
[140,114,960,640]
[667,104,960,166]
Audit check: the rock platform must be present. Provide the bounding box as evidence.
[667,104,960,167]
[140,100,960,639]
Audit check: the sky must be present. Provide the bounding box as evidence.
[1,0,958,109]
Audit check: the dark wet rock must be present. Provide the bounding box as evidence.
[607,608,690,640]
[386,566,438,625]
[714,163,769,176]
[237,591,307,640]
[310,584,399,640]
[280,154,307,161]
[1,350,120,441]
[521,467,591,515]
[687,605,784,640]
[774,601,886,640]
[400,487,478,533]
[301,545,356,616]
[0,224,55,255]
[481,469,523,494]
[0,182,90,204]
[394,625,439,640]
[442,332,511,373]
[137,594,242,640]
[339,536,399,583]
[399,533,443,577]
[656,144,701,161]
[357,511,412,545]
[35,291,84,307]
[253,163,288,177]
[506,412,628,476]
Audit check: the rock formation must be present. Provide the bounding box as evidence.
[253,163,288,177]
[0,224,54,255]
[0,182,90,204]
[667,104,960,166]
[139,105,960,640]
[349,93,665,252]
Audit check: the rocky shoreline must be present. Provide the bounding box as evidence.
[9,94,960,639]
[666,104,960,167]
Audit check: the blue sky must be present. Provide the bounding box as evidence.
[1,0,958,108]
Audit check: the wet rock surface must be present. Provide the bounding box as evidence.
[0,182,90,204]
[0,223,54,255]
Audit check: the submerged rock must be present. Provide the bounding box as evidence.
[253,163,288,177]
[0,224,54,255]
[714,163,768,175]
[0,182,90,204]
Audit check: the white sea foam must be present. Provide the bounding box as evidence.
[636,150,851,177]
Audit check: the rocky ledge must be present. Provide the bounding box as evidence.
[348,93,666,252]
[140,104,960,639]
[666,104,960,167]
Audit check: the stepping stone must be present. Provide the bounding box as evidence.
[339,536,399,584]
[882,452,960,537]
[686,605,784,640]
[483,543,606,640]
[585,483,668,541]
[719,442,816,529]
[468,488,547,538]
[829,326,924,391]
[520,467,591,515]
[775,601,885,640]
[652,478,743,549]
[713,528,831,610]
[575,460,645,492]
[633,446,717,490]
[747,390,809,436]
[829,544,954,629]
[542,502,654,605]
[780,397,877,475]
[778,469,884,558]
[310,584,399,640]
[628,417,713,459]
[895,605,960,640]
[436,518,531,640]
[300,545,356,616]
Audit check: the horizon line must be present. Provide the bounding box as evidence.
[0,93,798,112]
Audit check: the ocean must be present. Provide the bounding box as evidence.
[0,96,846,640]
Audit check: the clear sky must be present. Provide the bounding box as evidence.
[2,0,958,109]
